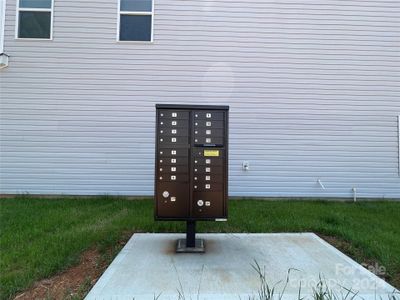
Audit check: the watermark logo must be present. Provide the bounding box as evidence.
[361,262,387,277]
[336,262,387,277]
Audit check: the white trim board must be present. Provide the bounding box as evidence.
[0,0,6,53]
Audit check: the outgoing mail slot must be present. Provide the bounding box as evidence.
[193,148,224,158]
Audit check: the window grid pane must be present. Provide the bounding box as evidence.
[120,0,152,12]
[19,11,51,38]
[119,15,152,41]
[19,0,52,9]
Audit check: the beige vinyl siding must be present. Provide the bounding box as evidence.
[0,0,399,198]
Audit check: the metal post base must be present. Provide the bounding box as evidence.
[176,220,205,253]
[176,238,205,253]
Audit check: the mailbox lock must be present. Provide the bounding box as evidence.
[197,200,204,207]
[162,191,170,198]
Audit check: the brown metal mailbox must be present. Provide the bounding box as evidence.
[155,104,229,222]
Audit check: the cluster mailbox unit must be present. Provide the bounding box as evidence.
[155,104,229,252]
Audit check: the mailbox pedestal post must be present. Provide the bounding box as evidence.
[176,221,205,253]
[186,220,196,247]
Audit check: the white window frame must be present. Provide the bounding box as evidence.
[117,0,154,43]
[15,0,54,40]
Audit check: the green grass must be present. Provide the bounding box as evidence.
[0,196,399,300]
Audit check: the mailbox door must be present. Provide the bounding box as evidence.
[155,109,190,219]
[191,109,228,219]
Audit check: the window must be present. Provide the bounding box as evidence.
[16,0,53,39]
[118,0,153,42]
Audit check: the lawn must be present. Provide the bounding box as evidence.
[0,196,399,300]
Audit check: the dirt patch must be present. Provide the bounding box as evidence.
[318,234,399,289]
[13,243,124,300]
[12,232,132,300]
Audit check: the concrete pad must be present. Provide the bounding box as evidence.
[85,233,398,300]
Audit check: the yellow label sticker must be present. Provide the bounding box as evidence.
[204,150,219,157]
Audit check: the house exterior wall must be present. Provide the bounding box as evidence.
[0,0,399,198]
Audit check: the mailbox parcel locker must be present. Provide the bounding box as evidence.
[155,104,229,222]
